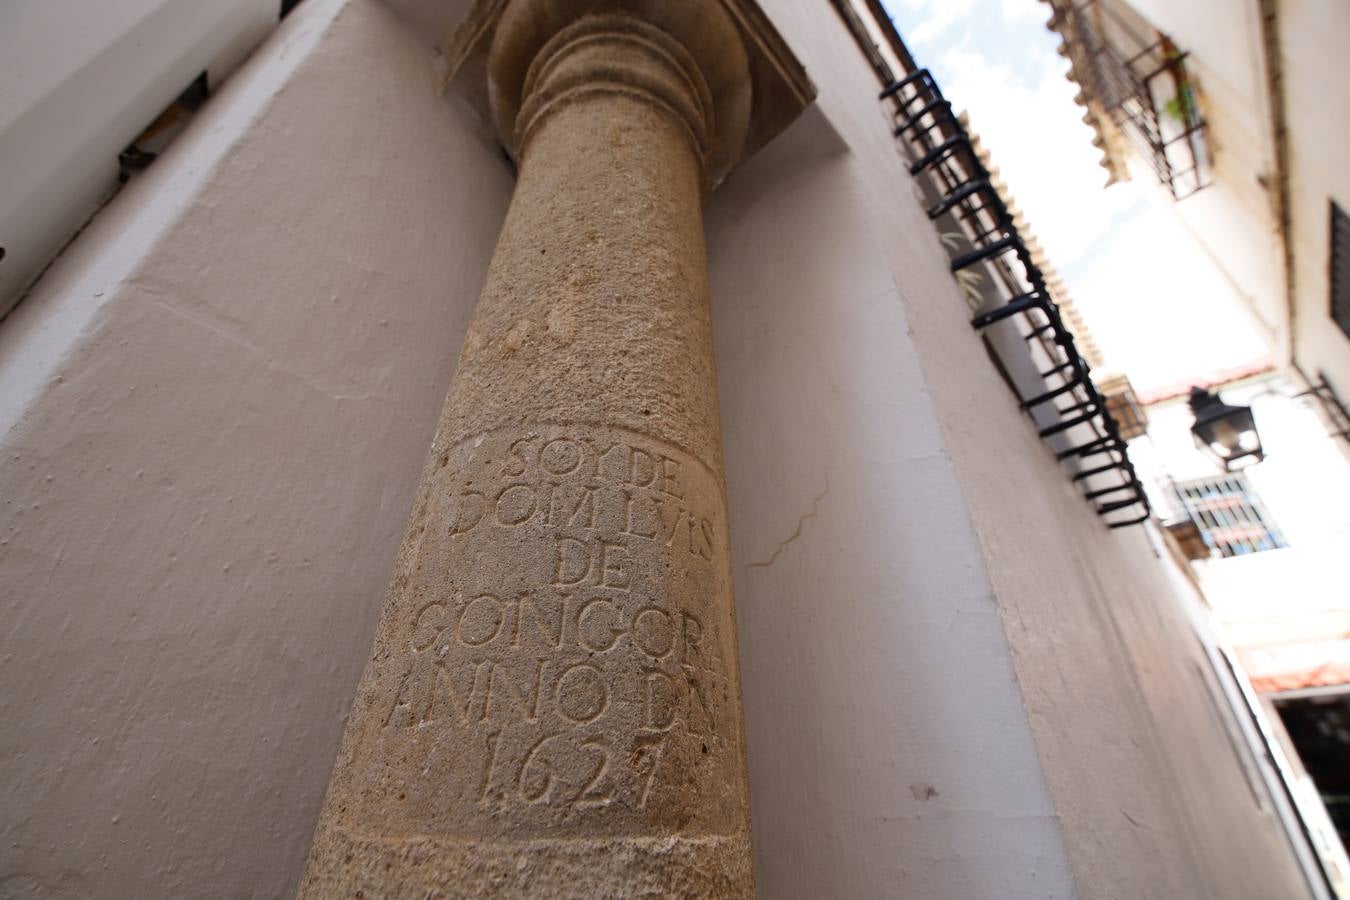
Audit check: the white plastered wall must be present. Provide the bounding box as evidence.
[0,0,278,316]
[707,119,1077,899]
[713,1,1312,897]
[0,1,513,896]
[1278,0,1350,397]
[1108,0,1350,397]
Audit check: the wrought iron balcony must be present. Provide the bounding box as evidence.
[881,68,1152,527]
[1051,0,1209,200]
[829,0,1151,526]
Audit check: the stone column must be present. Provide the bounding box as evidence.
[299,2,809,896]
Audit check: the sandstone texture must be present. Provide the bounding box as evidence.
[299,2,810,896]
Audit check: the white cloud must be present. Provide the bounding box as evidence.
[941,46,1136,269]
[906,0,976,46]
[1000,0,1046,26]
[1067,205,1272,392]
[937,42,1269,387]
[893,0,1276,388]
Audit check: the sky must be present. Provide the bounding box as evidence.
[881,0,1272,395]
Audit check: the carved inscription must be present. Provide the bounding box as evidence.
[442,436,718,563]
[354,426,742,838]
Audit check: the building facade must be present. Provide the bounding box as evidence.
[1129,366,1350,891]
[1046,1,1350,891]
[0,0,1327,897]
[1045,0,1350,409]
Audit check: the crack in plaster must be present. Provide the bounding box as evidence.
[147,297,421,427]
[1121,809,1152,831]
[745,473,830,572]
[150,296,266,359]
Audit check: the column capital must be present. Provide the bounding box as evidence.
[445,0,814,188]
[510,13,725,178]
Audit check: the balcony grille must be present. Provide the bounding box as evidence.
[1173,473,1286,558]
[1054,1,1209,200]
[828,1,1151,527]
[880,68,1151,527]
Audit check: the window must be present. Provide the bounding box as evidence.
[1173,473,1286,558]
[1331,200,1350,341]
[1052,1,1210,199]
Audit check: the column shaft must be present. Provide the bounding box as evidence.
[300,13,753,897]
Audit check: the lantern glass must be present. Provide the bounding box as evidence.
[1188,387,1263,470]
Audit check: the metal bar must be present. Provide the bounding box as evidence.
[1107,512,1152,528]
[893,98,952,136]
[1038,361,1076,379]
[1025,378,1087,410]
[879,68,933,100]
[1098,496,1147,514]
[1056,400,1099,416]
[928,179,993,219]
[1072,461,1128,482]
[971,292,1044,329]
[950,235,1017,271]
[1084,482,1139,500]
[1039,409,1100,438]
[909,135,971,175]
[866,34,1151,526]
[952,199,994,226]
[1054,435,1118,461]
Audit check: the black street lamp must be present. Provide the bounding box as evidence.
[1188,386,1263,470]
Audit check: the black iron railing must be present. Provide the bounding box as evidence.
[881,68,1151,527]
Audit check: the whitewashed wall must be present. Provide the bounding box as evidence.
[708,121,1077,899]
[0,0,278,316]
[1279,0,1350,398]
[723,2,1311,897]
[0,2,512,895]
[1111,0,1350,396]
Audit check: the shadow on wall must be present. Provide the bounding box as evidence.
[705,110,1075,899]
[0,3,514,898]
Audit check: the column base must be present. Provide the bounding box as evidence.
[299,828,754,898]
